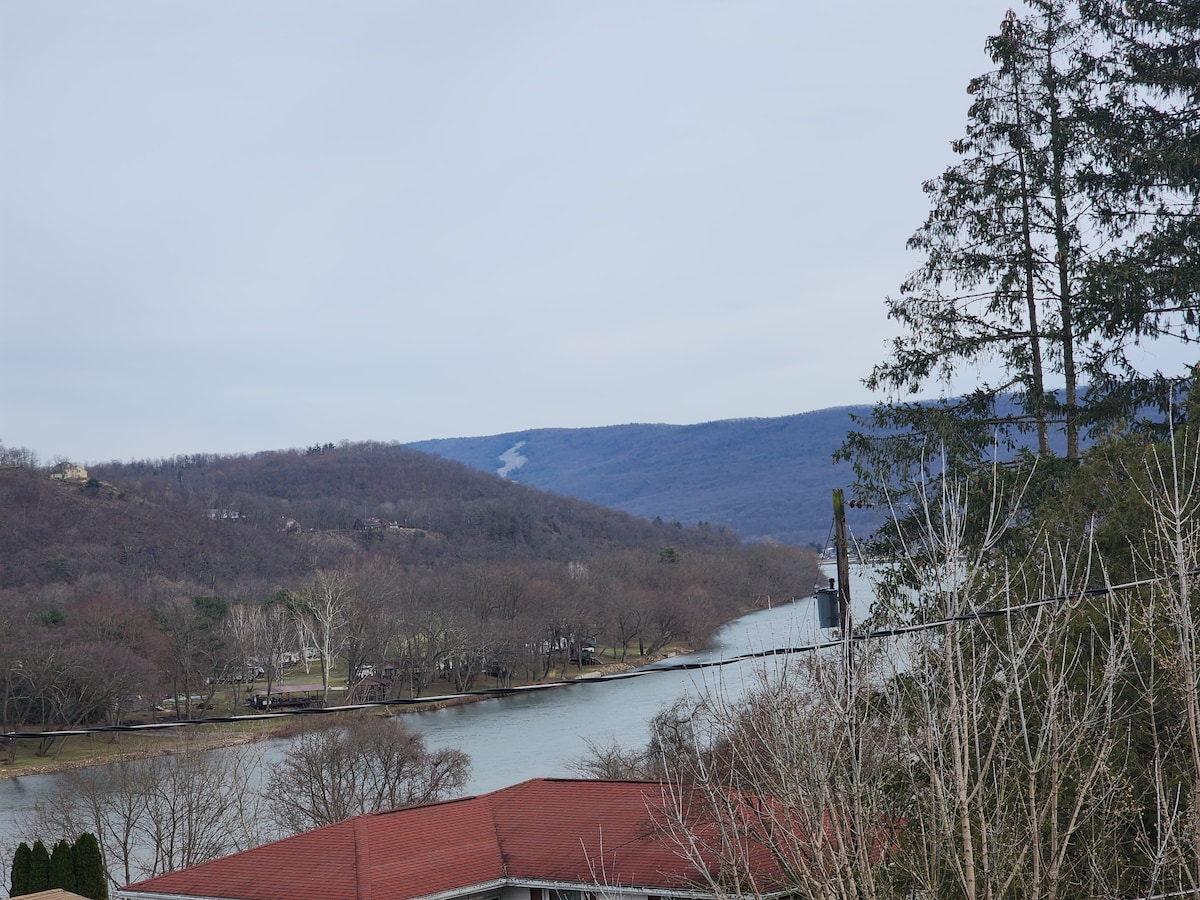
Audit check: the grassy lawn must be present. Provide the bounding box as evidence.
[2,644,687,777]
[1,723,276,775]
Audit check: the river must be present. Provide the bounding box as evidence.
[0,564,877,883]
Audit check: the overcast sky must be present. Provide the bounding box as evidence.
[3,1,1017,464]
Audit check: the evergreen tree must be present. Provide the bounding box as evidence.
[73,833,108,900]
[844,0,1200,551]
[861,1,1100,466]
[9,841,32,897]
[1078,0,1200,420]
[48,838,77,892]
[28,840,50,893]
[842,1,1115,568]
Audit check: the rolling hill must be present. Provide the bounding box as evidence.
[408,406,884,548]
[0,443,743,600]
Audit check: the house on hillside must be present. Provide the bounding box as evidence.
[48,461,88,482]
[114,778,800,900]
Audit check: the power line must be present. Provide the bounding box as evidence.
[0,570,1177,743]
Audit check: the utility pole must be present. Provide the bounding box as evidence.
[832,488,852,633]
[833,488,861,861]
[832,488,853,700]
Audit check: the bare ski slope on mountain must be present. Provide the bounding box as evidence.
[408,406,880,547]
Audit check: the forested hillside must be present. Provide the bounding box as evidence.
[0,441,819,754]
[63,442,740,593]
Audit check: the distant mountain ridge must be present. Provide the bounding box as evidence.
[408,406,883,548]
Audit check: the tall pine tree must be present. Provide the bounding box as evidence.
[73,833,108,900]
[48,838,77,892]
[840,0,1200,548]
[1078,0,1200,421]
[9,841,32,897]
[842,1,1113,557]
[860,1,1100,467]
[27,840,50,893]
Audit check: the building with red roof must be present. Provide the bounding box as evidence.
[114,778,798,900]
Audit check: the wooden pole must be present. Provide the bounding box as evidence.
[832,488,852,632]
[833,488,853,704]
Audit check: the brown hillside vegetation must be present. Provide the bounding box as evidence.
[3,442,750,595]
[0,442,819,760]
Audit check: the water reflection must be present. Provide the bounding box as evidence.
[0,565,878,861]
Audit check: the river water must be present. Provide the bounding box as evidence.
[0,565,877,880]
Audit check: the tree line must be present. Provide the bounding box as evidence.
[9,832,107,899]
[1,538,817,756]
[1,435,822,756]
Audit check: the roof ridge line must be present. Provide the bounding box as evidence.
[482,791,510,881]
[355,815,372,900]
[367,792,482,817]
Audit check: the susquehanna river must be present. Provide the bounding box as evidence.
[0,564,877,870]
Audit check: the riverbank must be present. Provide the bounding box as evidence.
[0,646,690,780]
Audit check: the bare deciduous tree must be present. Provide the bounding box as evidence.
[1126,420,1200,893]
[265,715,470,835]
[606,457,1178,898]
[297,569,355,704]
[23,741,268,889]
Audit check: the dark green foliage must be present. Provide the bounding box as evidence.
[9,841,31,897]
[834,7,1200,872]
[10,834,108,899]
[1077,2,1200,407]
[845,0,1198,557]
[1028,427,1200,890]
[862,370,1200,895]
[862,2,1102,466]
[28,840,50,893]
[35,605,66,627]
[48,838,76,891]
[837,393,1042,513]
[192,595,228,623]
[1030,431,1155,581]
[73,832,108,900]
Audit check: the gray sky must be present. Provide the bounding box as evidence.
[3,1,1011,464]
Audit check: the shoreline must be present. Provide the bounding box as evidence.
[0,648,687,781]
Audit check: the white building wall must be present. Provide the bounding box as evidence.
[500,886,659,900]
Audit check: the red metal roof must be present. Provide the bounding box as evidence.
[118,778,791,900]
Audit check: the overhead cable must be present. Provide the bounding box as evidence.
[0,570,1179,742]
